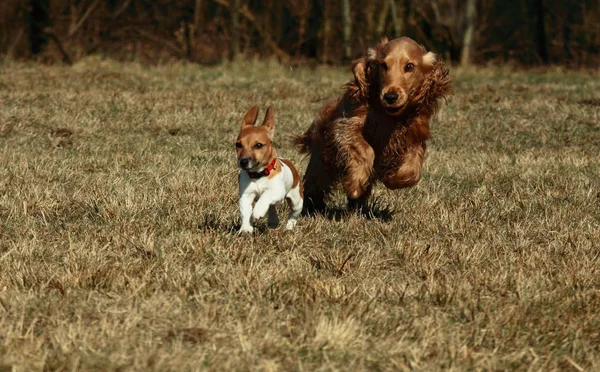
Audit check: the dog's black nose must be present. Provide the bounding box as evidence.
[384,93,399,104]
[239,158,249,168]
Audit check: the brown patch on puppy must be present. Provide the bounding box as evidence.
[280,158,303,197]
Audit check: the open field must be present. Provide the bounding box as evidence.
[0,58,599,371]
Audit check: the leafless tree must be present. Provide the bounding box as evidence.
[342,0,352,59]
[532,0,549,63]
[460,0,476,65]
[0,0,597,67]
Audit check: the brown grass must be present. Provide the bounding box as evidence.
[0,57,599,371]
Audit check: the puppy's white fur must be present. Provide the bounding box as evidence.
[239,159,303,233]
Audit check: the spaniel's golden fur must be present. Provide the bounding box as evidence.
[295,37,453,214]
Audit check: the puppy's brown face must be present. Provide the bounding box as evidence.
[235,106,276,171]
[370,38,436,116]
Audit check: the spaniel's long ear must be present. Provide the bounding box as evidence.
[418,43,437,74]
[351,57,369,97]
[352,37,389,98]
[368,37,389,60]
[416,48,453,116]
[242,106,259,129]
[423,51,436,66]
[261,106,275,139]
[422,51,437,74]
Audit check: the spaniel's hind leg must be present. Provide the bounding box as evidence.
[302,149,333,215]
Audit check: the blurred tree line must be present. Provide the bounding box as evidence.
[1,0,598,66]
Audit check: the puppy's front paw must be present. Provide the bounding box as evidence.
[285,220,297,230]
[252,204,269,220]
[238,225,254,234]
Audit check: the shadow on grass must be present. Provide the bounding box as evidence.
[199,197,395,235]
[577,98,600,107]
[197,214,238,234]
[304,197,395,222]
[197,214,277,235]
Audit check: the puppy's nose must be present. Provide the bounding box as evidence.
[239,158,249,168]
[384,93,399,104]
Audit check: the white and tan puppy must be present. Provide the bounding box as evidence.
[236,106,303,233]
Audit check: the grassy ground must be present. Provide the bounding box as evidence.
[0,57,599,371]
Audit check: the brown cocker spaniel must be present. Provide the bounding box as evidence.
[294,37,453,214]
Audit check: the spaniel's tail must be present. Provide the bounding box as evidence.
[292,132,312,154]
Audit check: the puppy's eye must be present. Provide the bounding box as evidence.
[381,62,388,71]
[235,142,242,148]
[405,63,414,72]
[254,143,263,149]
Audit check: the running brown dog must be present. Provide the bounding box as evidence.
[295,37,453,214]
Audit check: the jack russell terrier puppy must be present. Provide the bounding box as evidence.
[236,106,303,233]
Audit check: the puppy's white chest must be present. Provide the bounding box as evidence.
[239,172,286,200]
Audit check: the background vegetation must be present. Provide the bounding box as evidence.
[0,58,599,370]
[1,0,599,66]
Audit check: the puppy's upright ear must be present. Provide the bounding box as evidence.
[261,106,275,139]
[243,106,259,128]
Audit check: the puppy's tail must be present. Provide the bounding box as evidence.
[292,132,312,154]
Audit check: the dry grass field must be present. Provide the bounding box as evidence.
[0,57,599,371]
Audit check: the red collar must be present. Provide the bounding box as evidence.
[247,158,278,179]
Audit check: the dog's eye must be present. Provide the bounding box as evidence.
[405,63,414,72]
[235,142,242,148]
[381,62,388,71]
[254,143,263,149]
